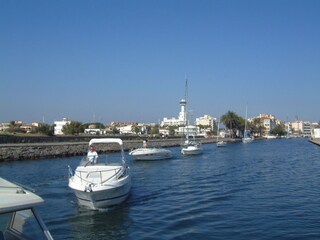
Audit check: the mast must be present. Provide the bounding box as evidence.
[185,79,189,138]
[244,105,248,137]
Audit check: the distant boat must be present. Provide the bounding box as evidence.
[68,138,131,209]
[242,105,254,143]
[181,136,203,155]
[216,118,227,147]
[0,177,54,239]
[265,135,277,139]
[129,140,173,160]
[180,79,203,155]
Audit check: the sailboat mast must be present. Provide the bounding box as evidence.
[244,105,248,136]
[185,79,188,126]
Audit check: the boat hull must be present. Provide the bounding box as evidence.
[216,141,227,147]
[181,146,202,155]
[129,148,172,160]
[69,164,131,209]
[70,180,131,209]
[242,137,253,143]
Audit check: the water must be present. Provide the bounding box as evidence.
[1,138,320,239]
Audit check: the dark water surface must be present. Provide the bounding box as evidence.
[1,138,320,239]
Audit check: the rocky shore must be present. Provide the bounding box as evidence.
[0,138,239,162]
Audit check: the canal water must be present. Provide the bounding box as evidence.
[1,138,320,240]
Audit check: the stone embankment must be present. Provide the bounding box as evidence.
[309,138,320,146]
[0,138,239,162]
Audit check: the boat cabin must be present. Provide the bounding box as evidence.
[0,177,53,240]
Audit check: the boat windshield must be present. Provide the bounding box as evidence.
[0,209,49,240]
[79,154,124,167]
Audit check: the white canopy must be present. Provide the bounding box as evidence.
[88,138,123,147]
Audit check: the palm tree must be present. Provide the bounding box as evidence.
[221,111,243,138]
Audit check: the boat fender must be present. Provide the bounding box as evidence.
[84,184,93,192]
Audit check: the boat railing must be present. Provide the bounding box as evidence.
[74,166,125,186]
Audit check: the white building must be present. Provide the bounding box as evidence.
[178,125,200,136]
[54,118,71,135]
[195,115,215,130]
[161,99,187,127]
[311,128,320,139]
[0,123,11,132]
[118,125,134,134]
[252,114,276,136]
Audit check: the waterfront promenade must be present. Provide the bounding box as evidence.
[0,137,239,162]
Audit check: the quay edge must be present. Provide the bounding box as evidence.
[309,138,320,146]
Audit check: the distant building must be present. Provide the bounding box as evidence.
[291,121,304,135]
[195,115,215,130]
[178,125,200,136]
[311,128,320,139]
[54,118,71,135]
[84,128,104,135]
[161,99,187,127]
[252,114,276,136]
[0,123,11,132]
[118,125,135,134]
[19,124,36,133]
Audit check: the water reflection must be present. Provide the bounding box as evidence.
[71,203,131,240]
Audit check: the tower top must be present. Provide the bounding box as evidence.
[180,99,186,105]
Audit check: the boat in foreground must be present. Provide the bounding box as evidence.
[0,177,53,240]
[129,141,172,160]
[68,138,131,210]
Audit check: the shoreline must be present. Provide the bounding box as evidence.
[0,138,239,162]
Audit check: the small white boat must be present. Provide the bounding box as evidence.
[180,80,202,155]
[242,105,254,144]
[181,137,202,155]
[0,177,53,240]
[68,138,131,210]
[129,141,172,160]
[216,140,227,147]
[242,136,254,143]
[216,118,227,147]
[265,135,277,139]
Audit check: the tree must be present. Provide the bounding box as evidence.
[221,111,244,138]
[62,121,84,135]
[112,127,120,134]
[270,124,286,136]
[38,124,55,136]
[150,124,160,135]
[251,118,266,137]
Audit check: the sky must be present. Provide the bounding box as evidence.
[1,0,320,125]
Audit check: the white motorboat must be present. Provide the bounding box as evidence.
[129,142,172,160]
[0,177,53,240]
[68,138,131,210]
[181,138,202,155]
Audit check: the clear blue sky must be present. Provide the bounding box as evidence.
[1,0,320,124]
